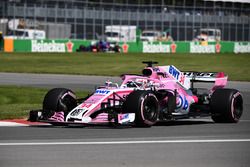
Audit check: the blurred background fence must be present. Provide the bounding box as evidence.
[0,0,249,41]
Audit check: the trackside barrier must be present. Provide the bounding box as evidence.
[4,39,250,53]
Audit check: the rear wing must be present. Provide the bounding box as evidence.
[183,72,227,82]
[183,72,228,90]
[160,66,225,90]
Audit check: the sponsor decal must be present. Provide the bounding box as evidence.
[184,72,216,78]
[234,42,250,53]
[190,42,216,53]
[143,42,170,53]
[168,65,187,87]
[119,114,129,120]
[31,40,66,52]
[168,65,180,80]
[118,113,135,124]
[95,89,111,95]
[31,40,74,52]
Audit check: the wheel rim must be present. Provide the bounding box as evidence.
[142,96,158,122]
[232,95,243,121]
[61,95,77,112]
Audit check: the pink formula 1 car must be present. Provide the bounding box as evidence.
[29,61,243,127]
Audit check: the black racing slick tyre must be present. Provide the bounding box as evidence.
[42,88,77,120]
[123,90,159,127]
[210,89,243,123]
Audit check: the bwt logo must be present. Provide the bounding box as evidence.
[95,89,111,95]
[169,66,180,80]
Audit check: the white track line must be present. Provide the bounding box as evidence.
[240,120,250,122]
[0,139,250,146]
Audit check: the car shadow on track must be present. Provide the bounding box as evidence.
[28,119,214,129]
[155,120,214,127]
[28,124,133,129]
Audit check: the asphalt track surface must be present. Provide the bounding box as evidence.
[0,72,250,167]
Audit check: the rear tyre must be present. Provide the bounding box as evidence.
[42,88,77,120]
[123,90,159,127]
[210,89,243,123]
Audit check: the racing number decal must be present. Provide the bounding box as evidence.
[176,95,189,110]
[71,103,92,117]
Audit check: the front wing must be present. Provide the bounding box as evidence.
[29,109,135,126]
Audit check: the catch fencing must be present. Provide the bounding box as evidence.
[1,0,249,41]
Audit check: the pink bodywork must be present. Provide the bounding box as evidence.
[65,65,228,123]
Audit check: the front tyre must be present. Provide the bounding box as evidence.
[210,89,243,123]
[123,91,159,127]
[42,88,77,120]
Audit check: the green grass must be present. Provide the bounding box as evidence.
[0,52,250,81]
[0,86,89,120]
[0,52,249,120]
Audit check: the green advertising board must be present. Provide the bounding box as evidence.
[13,39,91,52]
[9,39,250,53]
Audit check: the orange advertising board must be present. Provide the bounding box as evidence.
[4,38,14,52]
